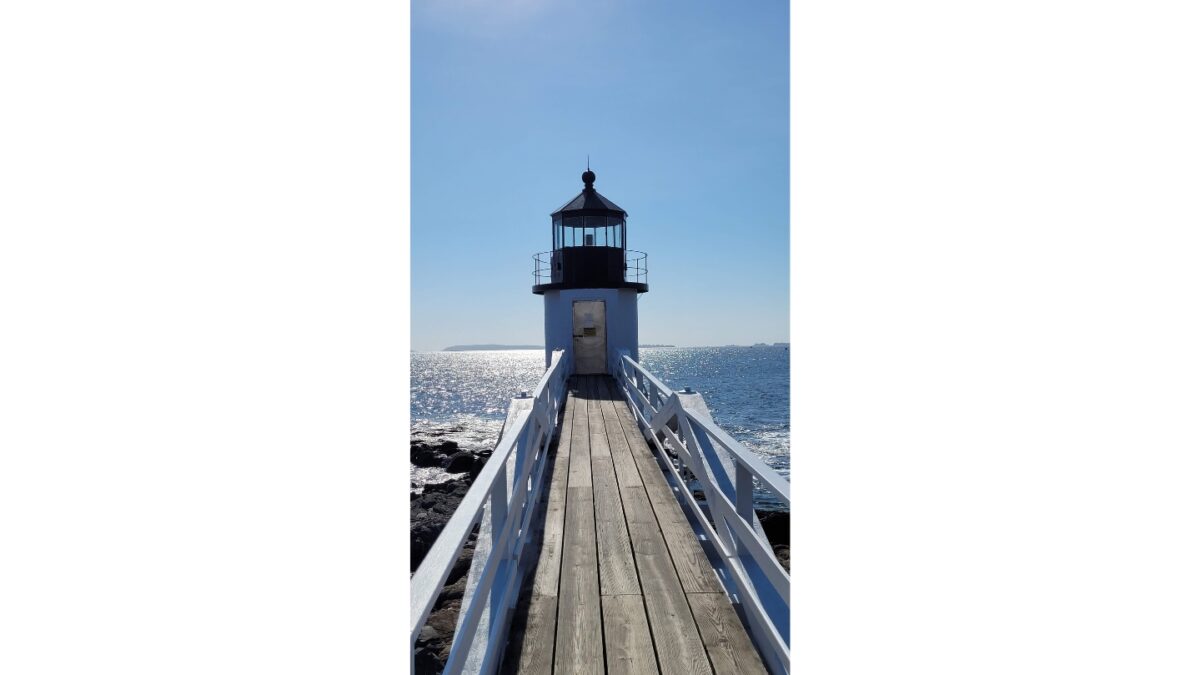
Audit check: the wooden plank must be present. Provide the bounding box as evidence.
[611,397,724,595]
[586,378,641,597]
[599,378,645,488]
[498,594,557,675]
[554,486,603,673]
[620,486,713,675]
[546,383,576,504]
[590,455,624,520]
[656,525,722,593]
[686,593,769,675]
[591,452,639,596]
[530,391,574,597]
[601,595,659,674]
[530,498,565,598]
[595,509,643,593]
[586,377,612,461]
[567,378,592,488]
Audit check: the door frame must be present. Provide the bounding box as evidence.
[571,299,607,375]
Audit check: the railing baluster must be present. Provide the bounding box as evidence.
[735,460,755,555]
[490,466,509,551]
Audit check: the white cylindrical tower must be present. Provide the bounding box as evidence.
[532,169,648,375]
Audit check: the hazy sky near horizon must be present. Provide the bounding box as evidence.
[412,0,788,352]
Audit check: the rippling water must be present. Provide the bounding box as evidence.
[410,347,790,507]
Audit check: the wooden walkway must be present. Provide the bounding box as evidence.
[501,375,769,675]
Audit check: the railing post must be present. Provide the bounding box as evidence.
[490,473,509,552]
[735,461,755,555]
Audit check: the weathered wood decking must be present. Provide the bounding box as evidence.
[501,376,768,674]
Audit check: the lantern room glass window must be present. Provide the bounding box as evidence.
[552,214,626,251]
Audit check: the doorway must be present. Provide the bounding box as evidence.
[572,300,607,375]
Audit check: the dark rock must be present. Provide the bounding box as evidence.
[410,427,494,672]
[418,597,461,672]
[445,542,474,587]
[412,533,478,674]
[756,509,789,546]
[437,572,468,604]
[411,439,458,468]
[467,455,488,478]
[755,509,790,571]
[411,479,470,570]
[445,451,480,475]
[412,644,444,674]
[773,544,790,573]
[420,479,469,497]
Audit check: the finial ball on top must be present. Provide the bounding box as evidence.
[582,169,596,187]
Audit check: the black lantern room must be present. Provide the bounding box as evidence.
[532,169,648,294]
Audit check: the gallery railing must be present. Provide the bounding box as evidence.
[615,350,791,675]
[531,249,648,286]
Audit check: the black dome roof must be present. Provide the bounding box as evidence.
[551,170,627,218]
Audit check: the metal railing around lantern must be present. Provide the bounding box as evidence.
[532,249,648,287]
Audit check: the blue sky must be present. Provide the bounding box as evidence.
[412,0,788,351]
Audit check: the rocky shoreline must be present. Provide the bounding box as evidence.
[757,509,790,572]
[410,433,492,673]
[410,431,790,673]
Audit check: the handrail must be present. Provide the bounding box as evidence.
[410,349,571,674]
[615,350,791,675]
[531,249,648,286]
[619,355,789,505]
[687,414,791,508]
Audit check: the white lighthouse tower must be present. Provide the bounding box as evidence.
[533,169,648,375]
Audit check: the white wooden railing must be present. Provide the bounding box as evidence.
[410,349,570,674]
[616,350,791,675]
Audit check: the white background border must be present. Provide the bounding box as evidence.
[2,0,1198,672]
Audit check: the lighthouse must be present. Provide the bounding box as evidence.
[533,169,648,374]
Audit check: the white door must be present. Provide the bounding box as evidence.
[572,300,606,375]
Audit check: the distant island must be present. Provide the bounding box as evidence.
[443,343,677,351]
[443,344,542,351]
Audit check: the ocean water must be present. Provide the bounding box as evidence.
[410,346,790,507]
